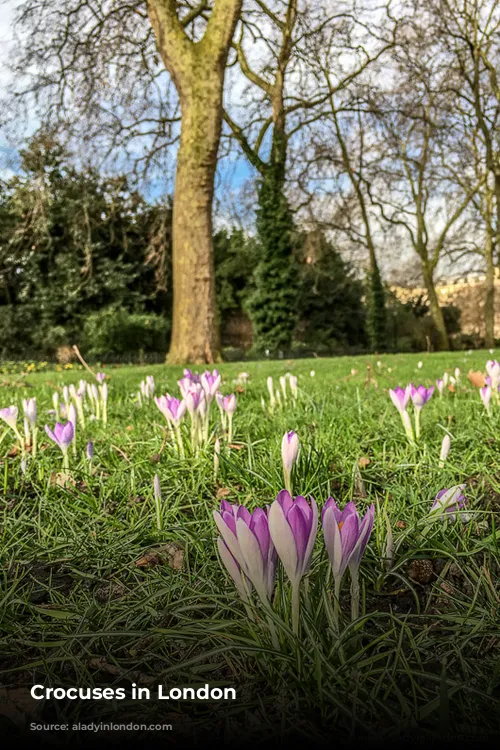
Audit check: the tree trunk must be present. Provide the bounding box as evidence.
[484,225,495,349]
[147,0,242,364]
[422,262,450,350]
[168,82,222,364]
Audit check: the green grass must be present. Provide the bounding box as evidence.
[0,351,499,742]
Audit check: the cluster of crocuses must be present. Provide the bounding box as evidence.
[389,383,434,443]
[0,377,99,470]
[214,491,374,634]
[436,367,461,397]
[137,375,155,405]
[155,368,237,453]
[262,373,298,413]
[478,359,500,416]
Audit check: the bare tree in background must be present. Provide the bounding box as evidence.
[423,0,500,346]
[9,0,242,363]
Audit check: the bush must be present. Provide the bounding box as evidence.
[83,307,170,356]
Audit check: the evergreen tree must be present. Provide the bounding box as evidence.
[365,263,388,352]
[246,164,299,354]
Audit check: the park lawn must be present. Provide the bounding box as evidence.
[0,350,499,740]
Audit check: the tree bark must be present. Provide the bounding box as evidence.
[421,261,450,350]
[147,0,242,364]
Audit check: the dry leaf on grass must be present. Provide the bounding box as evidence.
[49,472,76,488]
[358,456,370,468]
[135,543,184,570]
[467,370,486,388]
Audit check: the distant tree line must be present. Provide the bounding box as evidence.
[0,133,463,360]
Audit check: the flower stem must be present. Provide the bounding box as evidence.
[350,566,360,622]
[291,582,301,636]
[333,576,342,631]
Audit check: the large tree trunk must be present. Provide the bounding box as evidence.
[168,83,222,364]
[147,0,242,364]
[422,262,450,350]
[484,224,495,349]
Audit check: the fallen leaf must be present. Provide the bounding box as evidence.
[49,472,76,488]
[448,384,455,393]
[228,443,244,450]
[216,487,232,499]
[126,425,135,431]
[395,520,406,529]
[135,543,185,571]
[7,445,18,458]
[150,453,161,463]
[467,370,486,388]
[235,385,245,394]
[358,456,370,468]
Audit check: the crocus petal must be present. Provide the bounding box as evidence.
[268,498,299,584]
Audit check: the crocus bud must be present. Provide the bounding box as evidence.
[480,385,492,415]
[267,376,275,408]
[96,372,106,383]
[201,370,221,402]
[68,403,77,427]
[429,485,468,523]
[279,376,287,401]
[289,375,298,399]
[154,474,161,503]
[389,386,410,414]
[436,378,444,396]
[281,431,299,493]
[23,398,37,425]
[439,434,451,467]
[86,441,94,460]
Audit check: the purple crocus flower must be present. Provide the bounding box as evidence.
[214,500,277,602]
[0,405,19,431]
[201,369,221,402]
[410,384,434,409]
[45,421,74,453]
[389,385,411,414]
[155,395,186,427]
[322,499,374,621]
[215,393,237,415]
[86,441,94,460]
[184,386,205,415]
[96,372,106,383]
[430,485,468,523]
[322,499,374,583]
[268,490,318,589]
[486,360,500,388]
[480,385,492,414]
[436,378,444,396]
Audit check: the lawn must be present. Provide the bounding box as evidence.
[0,351,499,745]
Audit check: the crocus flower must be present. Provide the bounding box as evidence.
[216,393,237,442]
[201,370,221,403]
[185,387,205,415]
[268,490,318,632]
[146,375,155,394]
[389,386,410,414]
[439,434,451,467]
[322,499,374,621]
[155,395,186,427]
[281,431,299,493]
[214,501,277,604]
[86,441,94,460]
[436,378,444,396]
[289,375,298,400]
[45,421,74,469]
[23,398,37,425]
[410,384,434,409]
[480,385,492,415]
[430,485,468,523]
[0,405,19,432]
[279,376,287,401]
[389,386,414,444]
[96,372,106,383]
[410,384,434,440]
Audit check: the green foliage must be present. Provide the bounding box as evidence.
[214,228,257,319]
[83,306,170,356]
[386,292,462,352]
[297,231,367,352]
[365,262,388,352]
[246,166,300,354]
[0,132,172,356]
